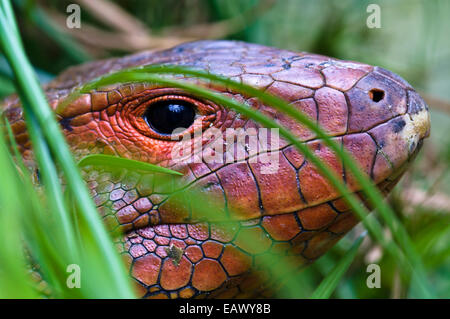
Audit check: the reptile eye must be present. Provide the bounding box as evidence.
[144,100,196,135]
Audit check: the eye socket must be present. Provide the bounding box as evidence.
[127,90,218,140]
[143,100,196,135]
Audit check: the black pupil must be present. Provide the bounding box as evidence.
[144,100,195,135]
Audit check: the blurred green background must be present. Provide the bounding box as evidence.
[1,0,449,298]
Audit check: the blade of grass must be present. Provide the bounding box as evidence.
[78,154,183,176]
[24,108,79,260]
[2,115,83,297]
[0,126,39,298]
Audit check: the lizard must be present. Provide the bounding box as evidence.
[1,40,431,298]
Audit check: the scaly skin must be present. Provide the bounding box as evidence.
[1,41,430,298]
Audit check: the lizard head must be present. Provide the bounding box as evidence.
[2,40,430,298]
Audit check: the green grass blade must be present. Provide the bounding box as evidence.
[1,116,72,297]
[78,154,183,176]
[0,127,39,298]
[24,108,79,261]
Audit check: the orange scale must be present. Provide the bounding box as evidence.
[154,236,170,246]
[315,87,348,136]
[97,121,115,138]
[169,238,187,250]
[129,234,142,244]
[327,212,359,235]
[160,256,192,290]
[155,246,168,258]
[261,213,301,241]
[184,237,197,245]
[322,65,369,91]
[137,227,155,239]
[220,245,251,276]
[201,241,224,259]
[129,244,147,258]
[298,140,344,205]
[133,197,152,213]
[116,205,139,224]
[132,214,149,229]
[142,239,157,253]
[297,203,338,230]
[154,224,171,237]
[169,224,188,239]
[187,223,210,241]
[272,67,324,89]
[192,259,227,292]
[185,245,203,263]
[91,92,108,111]
[131,254,161,286]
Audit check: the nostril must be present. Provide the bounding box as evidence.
[369,89,385,102]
